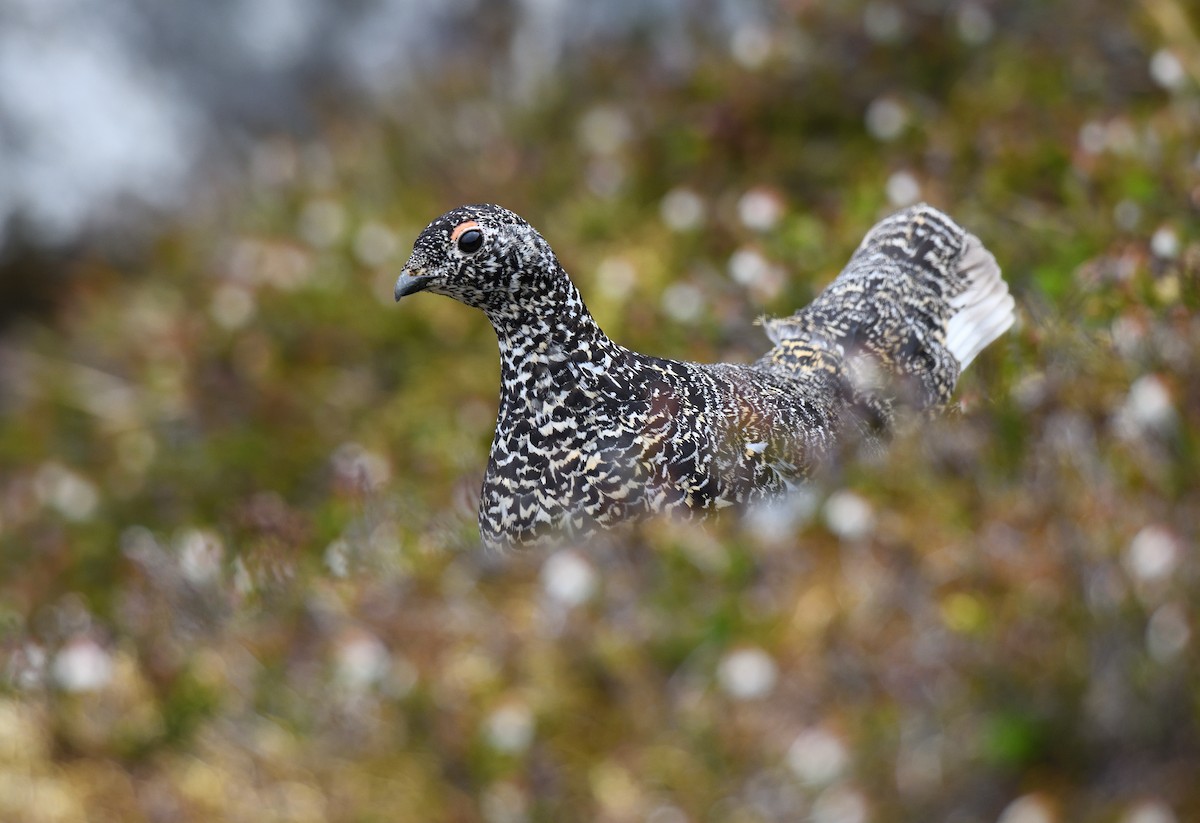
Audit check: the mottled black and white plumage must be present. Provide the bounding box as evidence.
[395,203,1013,549]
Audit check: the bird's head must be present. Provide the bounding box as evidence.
[394,204,562,314]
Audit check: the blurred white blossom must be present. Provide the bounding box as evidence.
[863,3,904,43]
[353,222,398,266]
[541,550,597,607]
[997,794,1057,823]
[1122,800,1178,823]
[299,199,346,248]
[34,463,99,522]
[1146,603,1190,662]
[823,490,875,542]
[660,187,706,232]
[787,727,849,786]
[1125,525,1180,584]
[661,282,705,324]
[1150,226,1179,259]
[1115,375,1175,437]
[176,528,224,584]
[485,701,534,753]
[717,647,778,700]
[956,2,995,45]
[812,786,868,823]
[730,24,772,69]
[865,97,908,141]
[737,187,784,231]
[1149,50,1186,91]
[52,638,113,693]
[886,170,921,207]
[335,629,391,692]
[578,105,632,156]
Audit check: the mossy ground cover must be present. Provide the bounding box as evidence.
[1,3,1198,821]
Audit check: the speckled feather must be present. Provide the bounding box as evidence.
[395,203,1013,549]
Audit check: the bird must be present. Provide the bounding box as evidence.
[394,203,1014,550]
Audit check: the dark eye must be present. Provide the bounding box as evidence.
[457,229,483,254]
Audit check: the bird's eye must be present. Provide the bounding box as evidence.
[457,229,483,254]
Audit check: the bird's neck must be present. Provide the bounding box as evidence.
[484,272,618,386]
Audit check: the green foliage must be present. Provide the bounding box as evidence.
[1,2,1200,822]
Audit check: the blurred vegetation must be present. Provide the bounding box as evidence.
[1,2,1199,822]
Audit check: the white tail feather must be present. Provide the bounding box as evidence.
[944,233,1014,370]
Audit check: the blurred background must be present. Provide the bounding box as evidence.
[1,0,1198,821]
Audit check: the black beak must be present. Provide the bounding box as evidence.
[394,271,436,301]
